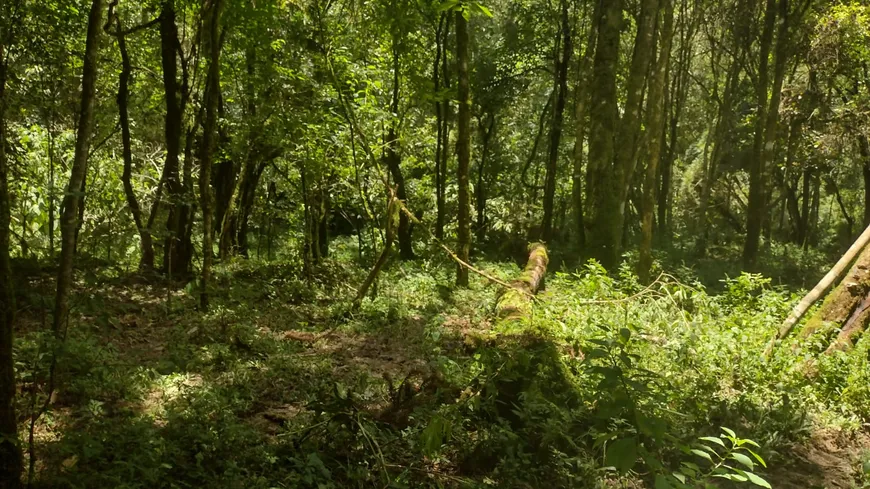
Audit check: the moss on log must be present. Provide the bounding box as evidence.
[799,243,870,350]
[495,243,549,322]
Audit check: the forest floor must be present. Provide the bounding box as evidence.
[10,242,870,488]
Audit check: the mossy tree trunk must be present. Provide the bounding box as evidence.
[455,10,471,287]
[496,243,549,322]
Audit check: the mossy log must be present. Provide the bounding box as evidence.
[798,241,870,352]
[495,243,549,322]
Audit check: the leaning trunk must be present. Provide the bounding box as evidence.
[495,243,549,322]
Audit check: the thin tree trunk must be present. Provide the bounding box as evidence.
[53,0,103,335]
[386,36,413,260]
[475,113,495,244]
[455,10,471,287]
[436,16,451,241]
[743,0,780,270]
[0,34,23,489]
[569,0,598,255]
[433,14,445,241]
[200,0,222,310]
[639,0,674,283]
[109,16,156,270]
[541,0,571,243]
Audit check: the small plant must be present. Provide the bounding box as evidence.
[658,428,770,489]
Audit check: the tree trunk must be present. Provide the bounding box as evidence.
[795,235,870,351]
[639,0,674,283]
[433,14,445,242]
[160,1,189,276]
[110,18,155,271]
[200,0,222,310]
[476,114,495,244]
[541,0,571,243]
[386,39,413,260]
[495,243,548,322]
[455,10,471,287]
[569,0,598,255]
[436,16,451,241]
[584,0,622,269]
[53,0,103,335]
[0,37,23,489]
[859,135,870,227]
[742,0,780,270]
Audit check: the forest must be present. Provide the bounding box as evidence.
[1,0,870,487]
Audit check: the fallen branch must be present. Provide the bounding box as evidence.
[765,222,870,357]
[495,243,549,321]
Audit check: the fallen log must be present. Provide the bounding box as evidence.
[765,223,870,356]
[495,243,549,322]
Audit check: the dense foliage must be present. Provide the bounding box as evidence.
[1,0,870,487]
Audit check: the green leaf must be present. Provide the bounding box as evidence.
[745,471,772,488]
[746,448,767,468]
[437,0,460,12]
[730,452,755,470]
[691,449,713,463]
[475,3,493,17]
[721,427,737,438]
[606,437,638,474]
[654,474,673,489]
[699,436,726,448]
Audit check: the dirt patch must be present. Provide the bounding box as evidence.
[769,429,870,489]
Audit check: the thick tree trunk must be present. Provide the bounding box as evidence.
[110,18,156,271]
[160,1,188,275]
[455,11,471,287]
[53,0,103,334]
[541,0,571,243]
[386,41,413,260]
[639,0,674,283]
[584,0,622,269]
[0,39,23,489]
[495,243,549,322]
[200,0,222,310]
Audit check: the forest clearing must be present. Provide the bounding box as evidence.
[2,0,870,487]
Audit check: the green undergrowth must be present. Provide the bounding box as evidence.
[11,246,870,488]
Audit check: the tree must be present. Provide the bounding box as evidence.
[0,3,22,487]
[53,0,103,341]
[455,7,471,287]
[200,0,223,310]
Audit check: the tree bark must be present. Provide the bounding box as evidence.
[541,0,571,243]
[455,10,471,287]
[386,36,413,260]
[742,0,781,270]
[569,0,598,255]
[859,135,870,228]
[495,243,549,322]
[436,16,451,241]
[160,1,189,275]
[584,0,622,269]
[53,0,103,335]
[109,15,156,271]
[639,0,674,283]
[0,35,23,489]
[200,0,222,310]
[475,113,495,244]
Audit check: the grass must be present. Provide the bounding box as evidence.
[10,239,870,488]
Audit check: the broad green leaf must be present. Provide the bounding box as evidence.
[721,427,737,438]
[475,3,493,17]
[691,449,713,463]
[605,437,638,475]
[745,472,772,488]
[746,448,767,468]
[730,452,755,470]
[699,436,726,448]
